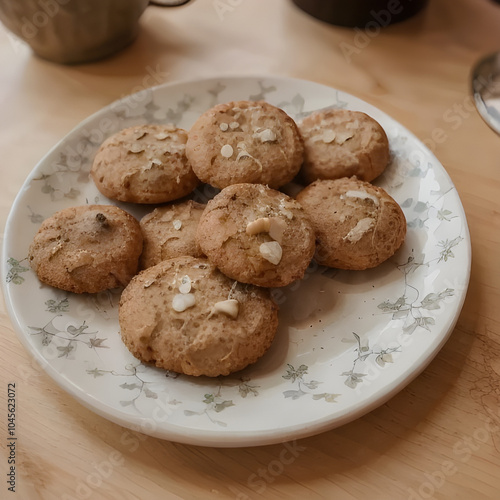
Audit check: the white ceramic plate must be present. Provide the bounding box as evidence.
[1,76,471,447]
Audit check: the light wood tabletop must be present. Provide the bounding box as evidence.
[1,0,500,498]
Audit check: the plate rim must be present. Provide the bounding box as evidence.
[1,74,472,447]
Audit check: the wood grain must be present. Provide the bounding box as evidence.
[1,0,500,498]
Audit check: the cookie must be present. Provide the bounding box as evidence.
[28,205,143,293]
[91,124,199,204]
[298,109,390,184]
[196,183,316,287]
[186,100,303,189]
[296,178,406,270]
[119,256,279,377]
[139,200,205,269]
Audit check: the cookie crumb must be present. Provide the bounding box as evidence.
[246,217,286,244]
[128,144,144,154]
[179,275,192,294]
[172,293,196,312]
[193,263,208,269]
[246,217,271,235]
[227,280,238,299]
[344,190,380,207]
[221,144,233,158]
[211,299,239,319]
[268,218,286,243]
[343,217,376,243]
[321,129,336,144]
[134,131,147,140]
[95,213,109,228]
[253,128,277,143]
[335,130,354,144]
[50,241,64,257]
[259,241,283,265]
[278,199,294,220]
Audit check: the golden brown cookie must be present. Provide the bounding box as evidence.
[28,205,143,293]
[91,124,199,204]
[196,183,316,287]
[298,109,390,184]
[296,178,406,270]
[119,256,279,377]
[186,100,304,189]
[139,200,205,270]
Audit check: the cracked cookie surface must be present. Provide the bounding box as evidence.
[119,256,279,377]
[28,204,143,293]
[91,124,199,204]
[186,100,303,189]
[299,109,390,184]
[139,200,206,270]
[196,183,315,287]
[296,178,406,270]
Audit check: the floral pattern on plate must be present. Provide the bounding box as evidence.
[1,76,470,447]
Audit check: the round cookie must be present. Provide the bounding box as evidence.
[186,100,304,189]
[296,178,406,270]
[91,124,199,204]
[196,183,316,287]
[119,256,279,377]
[139,200,205,270]
[28,205,143,293]
[298,109,390,184]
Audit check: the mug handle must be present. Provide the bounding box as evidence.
[149,0,193,6]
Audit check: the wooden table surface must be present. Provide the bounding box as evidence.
[1,0,500,498]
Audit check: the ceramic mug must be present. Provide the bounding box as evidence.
[0,0,193,64]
